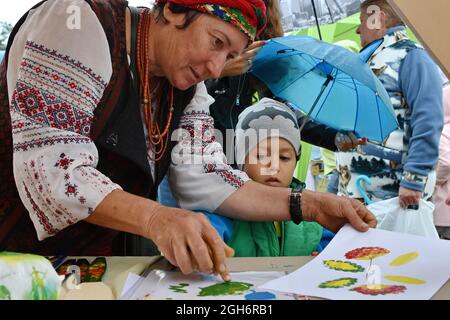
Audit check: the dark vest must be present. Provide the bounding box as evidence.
[0,0,195,255]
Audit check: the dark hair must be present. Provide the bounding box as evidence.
[250,0,284,97]
[153,2,201,29]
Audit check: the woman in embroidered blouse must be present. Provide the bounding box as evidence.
[1,0,376,281]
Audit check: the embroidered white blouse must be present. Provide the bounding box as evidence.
[7,0,249,241]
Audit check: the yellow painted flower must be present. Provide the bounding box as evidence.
[389,252,419,266]
[319,278,358,289]
[323,260,365,272]
[384,275,426,285]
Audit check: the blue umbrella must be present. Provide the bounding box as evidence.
[250,36,398,142]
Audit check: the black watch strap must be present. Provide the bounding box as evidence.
[290,188,303,225]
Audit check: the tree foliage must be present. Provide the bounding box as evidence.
[0,21,13,51]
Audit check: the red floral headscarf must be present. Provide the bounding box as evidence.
[155,0,267,41]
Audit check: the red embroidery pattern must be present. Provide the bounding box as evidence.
[25,41,107,88]
[11,83,93,135]
[24,156,76,220]
[180,110,245,188]
[203,163,245,189]
[23,182,57,235]
[13,135,91,152]
[7,41,122,239]
[55,153,74,170]
[64,183,79,197]
[179,110,215,151]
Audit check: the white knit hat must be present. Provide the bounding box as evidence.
[234,98,301,170]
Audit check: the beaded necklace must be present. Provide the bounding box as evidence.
[136,8,174,161]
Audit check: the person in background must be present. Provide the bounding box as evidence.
[336,0,444,207]
[321,40,361,195]
[433,85,450,240]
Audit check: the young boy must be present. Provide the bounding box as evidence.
[205,98,331,256]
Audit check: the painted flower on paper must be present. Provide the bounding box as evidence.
[351,284,406,296]
[389,252,419,266]
[198,282,253,297]
[319,278,358,289]
[323,260,365,273]
[345,247,390,260]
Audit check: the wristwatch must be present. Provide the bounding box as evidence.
[289,188,303,225]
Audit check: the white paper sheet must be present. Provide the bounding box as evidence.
[120,273,143,298]
[260,225,450,300]
[127,271,298,300]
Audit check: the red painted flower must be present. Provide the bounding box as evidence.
[351,285,406,296]
[345,247,390,260]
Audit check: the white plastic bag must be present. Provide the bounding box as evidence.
[367,197,440,239]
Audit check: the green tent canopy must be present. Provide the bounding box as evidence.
[288,13,419,45]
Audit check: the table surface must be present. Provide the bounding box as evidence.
[76,256,450,300]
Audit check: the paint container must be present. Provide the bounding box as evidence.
[0,251,63,300]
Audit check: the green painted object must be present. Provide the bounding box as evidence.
[0,285,11,300]
[198,281,253,297]
[169,283,189,294]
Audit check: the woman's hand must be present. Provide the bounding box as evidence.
[219,41,265,78]
[301,190,377,233]
[145,205,234,281]
[88,190,233,281]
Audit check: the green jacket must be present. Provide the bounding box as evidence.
[227,179,323,257]
[227,220,323,257]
